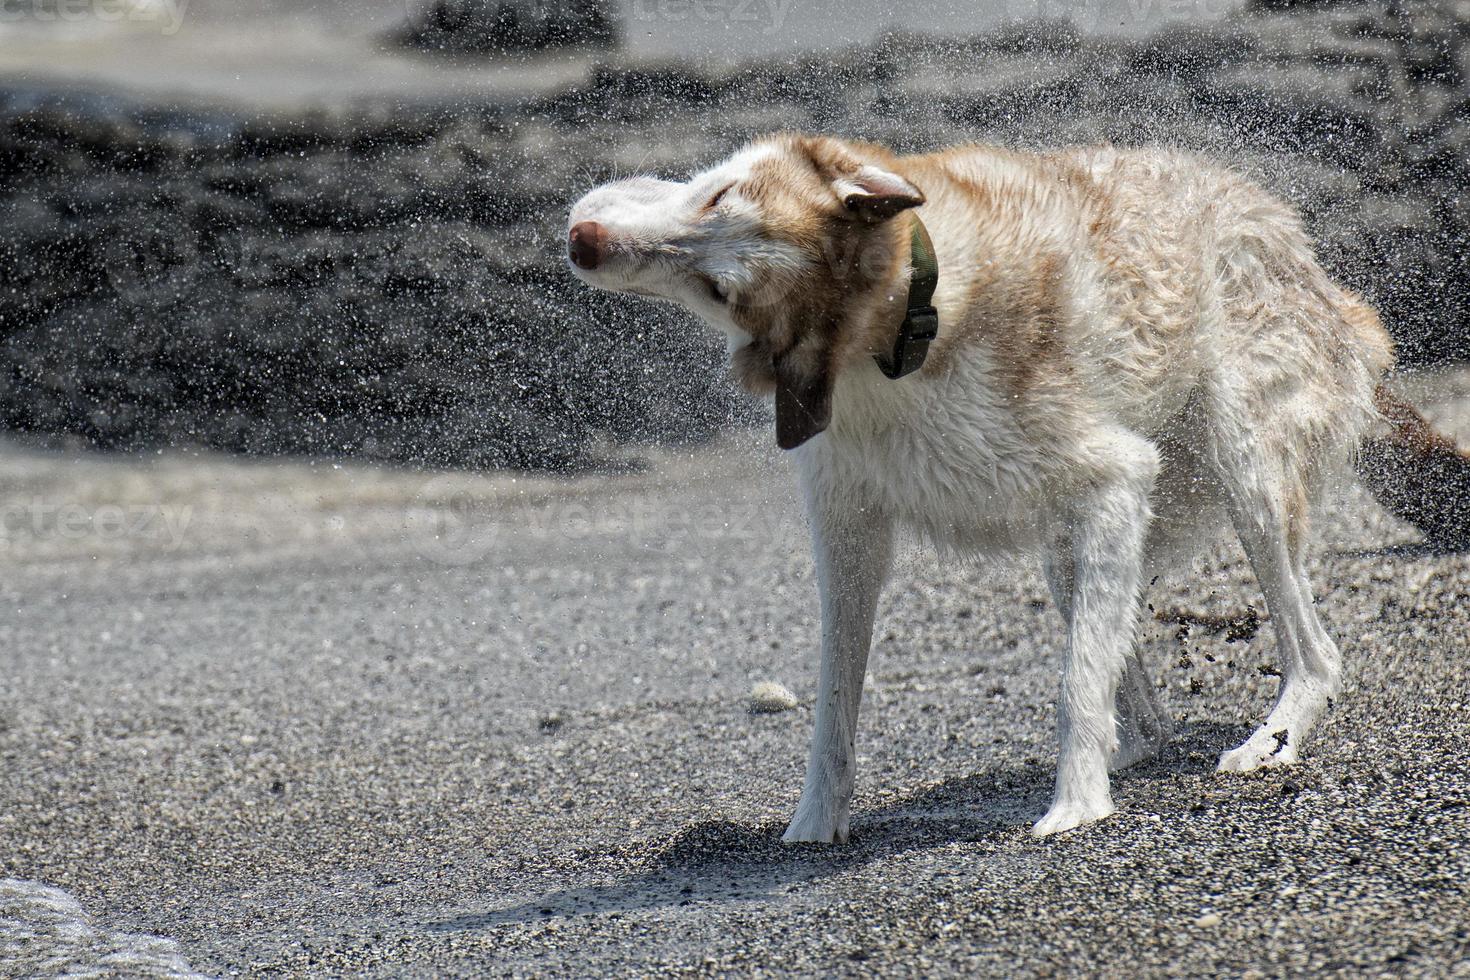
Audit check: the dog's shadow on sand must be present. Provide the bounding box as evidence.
[426,721,1246,931]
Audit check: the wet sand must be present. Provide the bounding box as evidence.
[1,367,1467,975]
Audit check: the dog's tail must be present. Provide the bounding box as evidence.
[1356,385,1470,550]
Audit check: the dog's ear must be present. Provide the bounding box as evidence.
[798,135,924,223]
[773,341,833,451]
[832,165,925,223]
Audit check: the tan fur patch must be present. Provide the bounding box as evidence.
[721,135,912,409]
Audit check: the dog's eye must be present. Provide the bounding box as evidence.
[706,277,731,304]
[704,184,733,212]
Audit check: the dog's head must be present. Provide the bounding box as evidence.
[566,134,924,449]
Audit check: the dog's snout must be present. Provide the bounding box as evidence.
[568,220,606,271]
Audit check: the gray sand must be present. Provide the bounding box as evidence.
[1,367,1468,976]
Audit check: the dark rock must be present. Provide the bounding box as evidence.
[393,0,619,54]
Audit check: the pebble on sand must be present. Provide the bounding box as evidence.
[748,681,800,714]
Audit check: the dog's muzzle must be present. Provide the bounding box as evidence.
[568,220,607,271]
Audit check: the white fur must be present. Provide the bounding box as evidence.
[791,351,1168,839]
[568,147,808,340]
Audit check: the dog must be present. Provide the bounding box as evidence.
[566,134,1470,840]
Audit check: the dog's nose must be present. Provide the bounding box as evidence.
[568,220,606,270]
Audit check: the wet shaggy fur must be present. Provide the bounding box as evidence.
[567,134,1467,842]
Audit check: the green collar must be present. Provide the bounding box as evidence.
[874,213,939,380]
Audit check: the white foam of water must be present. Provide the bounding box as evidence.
[0,879,211,979]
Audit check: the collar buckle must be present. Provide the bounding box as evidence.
[875,305,937,380]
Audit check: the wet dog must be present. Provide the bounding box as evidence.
[567,134,1468,840]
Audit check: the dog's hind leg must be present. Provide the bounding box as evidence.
[782,481,894,845]
[1033,428,1160,837]
[1111,648,1172,772]
[1207,415,1342,772]
[1214,480,1341,772]
[1097,435,1232,771]
[1043,537,1169,773]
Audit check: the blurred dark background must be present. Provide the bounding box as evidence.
[0,0,1465,471]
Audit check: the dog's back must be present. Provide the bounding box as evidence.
[902,143,1393,439]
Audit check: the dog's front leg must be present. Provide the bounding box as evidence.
[1033,432,1159,837]
[782,490,894,845]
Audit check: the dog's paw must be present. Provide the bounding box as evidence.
[781,798,849,844]
[1217,729,1299,773]
[1030,797,1115,838]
